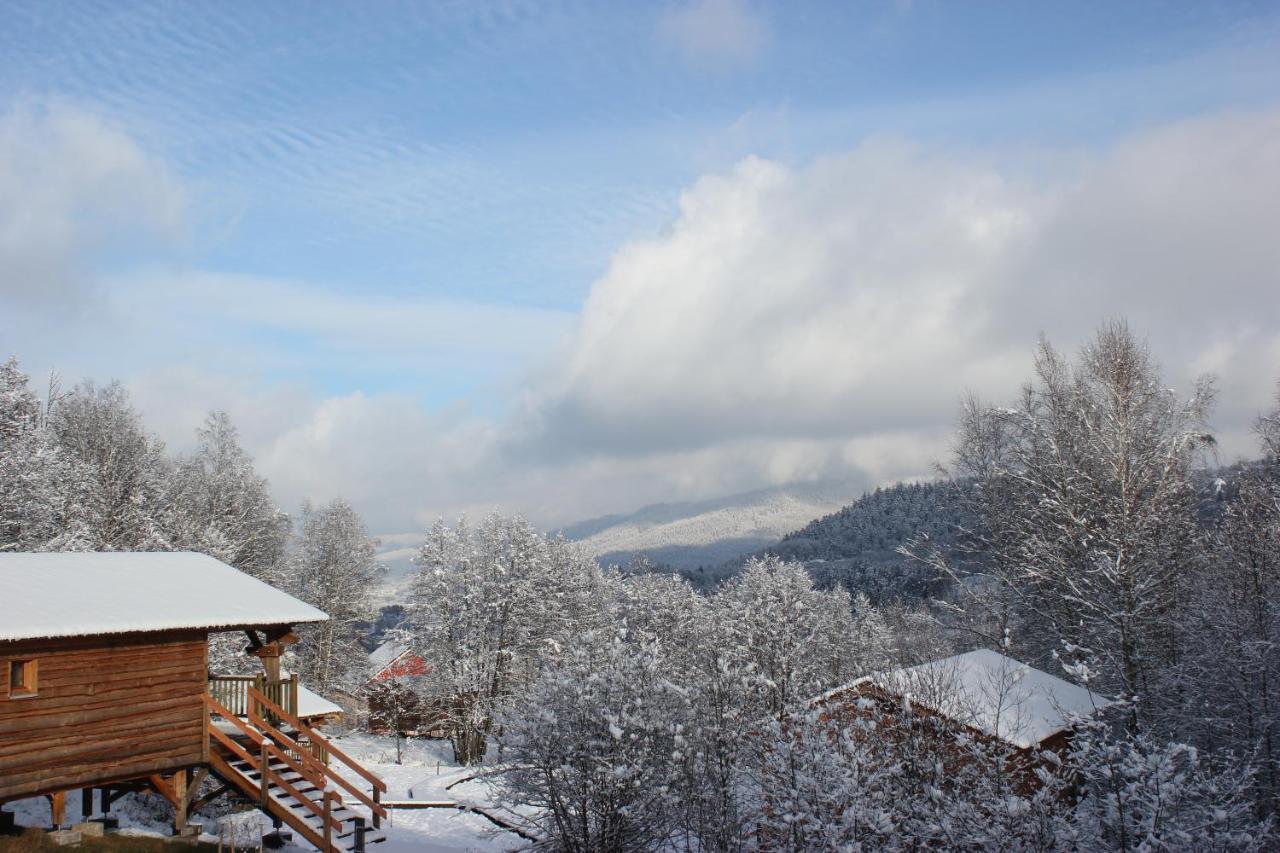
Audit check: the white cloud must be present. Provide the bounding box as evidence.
[0,102,185,308]
[659,0,769,67]
[522,109,1280,476]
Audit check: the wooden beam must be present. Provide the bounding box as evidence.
[147,774,178,808]
[80,788,93,821]
[188,783,230,814]
[182,768,208,809]
[263,625,298,647]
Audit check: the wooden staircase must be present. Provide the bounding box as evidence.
[204,688,387,852]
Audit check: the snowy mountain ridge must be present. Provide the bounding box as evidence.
[559,480,864,569]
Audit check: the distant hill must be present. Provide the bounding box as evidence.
[685,480,974,602]
[560,480,865,570]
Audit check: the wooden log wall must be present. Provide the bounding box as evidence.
[0,630,207,803]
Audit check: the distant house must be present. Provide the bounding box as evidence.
[0,552,386,851]
[367,640,430,682]
[814,649,1111,791]
[363,641,445,737]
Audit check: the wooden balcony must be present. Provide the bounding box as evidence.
[208,674,299,720]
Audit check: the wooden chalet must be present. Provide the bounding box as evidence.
[813,648,1111,793]
[0,552,387,851]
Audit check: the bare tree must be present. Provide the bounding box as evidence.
[917,321,1215,729]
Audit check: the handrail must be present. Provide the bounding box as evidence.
[248,686,384,788]
[247,708,341,799]
[207,750,338,850]
[205,693,264,745]
[248,687,387,821]
[205,699,344,839]
[245,709,327,792]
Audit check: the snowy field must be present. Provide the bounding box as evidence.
[4,734,526,852]
[324,732,526,853]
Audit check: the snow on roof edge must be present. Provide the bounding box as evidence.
[0,552,328,643]
[812,649,1113,749]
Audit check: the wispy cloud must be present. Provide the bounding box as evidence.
[659,0,770,67]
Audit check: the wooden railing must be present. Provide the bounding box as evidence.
[246,687,387,828]
[204,693,344,850]
[208,674,299,719]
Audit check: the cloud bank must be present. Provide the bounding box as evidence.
[3,103,1279,534]
[518,109,1280,474]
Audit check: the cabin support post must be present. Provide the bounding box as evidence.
[48,790,66,829]
[0,808,15,834]
[80,787,94,820]
[172,771,188,834]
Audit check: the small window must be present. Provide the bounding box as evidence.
[7,659,37,698]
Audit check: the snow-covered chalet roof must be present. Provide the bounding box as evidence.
[368,640,408,672]
[825,649,1110,749]
[0,552,328,642]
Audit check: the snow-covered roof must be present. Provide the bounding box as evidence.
[830,649,1110,749]
[296,683,344,719]
[369,640,408,672]
[0,552,328,642]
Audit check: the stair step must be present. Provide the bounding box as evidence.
[267,780,321,795]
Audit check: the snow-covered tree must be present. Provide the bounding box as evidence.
[618,570,707,680]
[497,628,692,852]
[1069,721,1269,851]
[1177,392,1280,821]
[168,411,289,581]
[287,499,382,695]
[410,514,611,764]
[0,358,93,551]
[932,322,1214,728]
[47,380,174,550]
[712,555,864,720]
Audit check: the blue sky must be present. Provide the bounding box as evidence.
[2,1,1279,531]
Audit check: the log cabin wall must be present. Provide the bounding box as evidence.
[0,630,207,802]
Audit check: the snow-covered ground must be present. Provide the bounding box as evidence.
[325,732,526,853]
[4,734,526,852]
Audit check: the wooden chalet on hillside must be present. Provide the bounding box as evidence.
[0,552,387,851]
[814,649,1111,793]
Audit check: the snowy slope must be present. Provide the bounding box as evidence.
[560,480,863,569]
